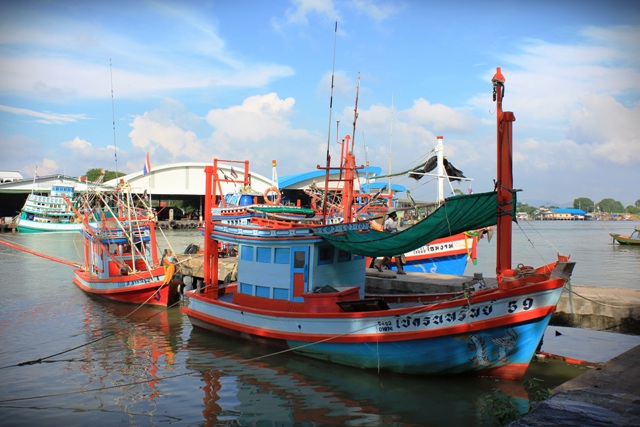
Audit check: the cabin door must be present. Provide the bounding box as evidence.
[290,247,309,301]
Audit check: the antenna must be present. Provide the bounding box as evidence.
[388,94,394,195]
[325,21,338,161]
[110,58,119,176]
[321,21,338,223]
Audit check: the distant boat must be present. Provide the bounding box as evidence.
[15,185,93,233]
[68,182,180,306]
[610,227,640,246]
[181,68,576,380]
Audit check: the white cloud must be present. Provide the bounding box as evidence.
[0,104,89,124]
[283,0,339,25]
[568,94,640,164]
[128,100,203,160]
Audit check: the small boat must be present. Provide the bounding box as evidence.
[15,185,92,233]
[181,68,575,380]
[67,181,179,306]
[610,227,640,245]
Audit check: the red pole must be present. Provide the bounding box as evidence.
[203,164,219,297]
[492,67,515,276]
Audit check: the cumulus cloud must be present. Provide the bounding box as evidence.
[128,99,203,160]
[568,94,640,164]
[205,93,324,173]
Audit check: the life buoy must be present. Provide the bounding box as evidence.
[263,187,281,205]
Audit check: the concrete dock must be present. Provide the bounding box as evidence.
[510,342,640,426]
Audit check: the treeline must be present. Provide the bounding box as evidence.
[517,198,640,216]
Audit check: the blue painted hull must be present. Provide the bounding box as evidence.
[288,315,551,375]
[388,253,469,276]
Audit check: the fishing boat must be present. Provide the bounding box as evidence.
[610,227,640,245]
[66,181,179,306]
[15,185,90,232]
[284,134,489,275]
[181,68,575,380]
[376,134,490,275]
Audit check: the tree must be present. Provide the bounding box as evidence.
[573,197,594,212]
[597,198,625,213]
[626,205,640,215]
[85,168,126,182]
[516,202,536,216]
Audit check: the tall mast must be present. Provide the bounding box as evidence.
[435,135,444,205]
[492,67,515,276]
[110,58,119,176]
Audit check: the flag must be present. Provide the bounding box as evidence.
[143,152,151,176]
[468,187,473,194]
[230,167,238,179]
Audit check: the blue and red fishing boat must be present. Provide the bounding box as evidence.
[68,182,179,307]
[181,68,574,380]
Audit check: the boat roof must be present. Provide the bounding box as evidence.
[279,166,406,193]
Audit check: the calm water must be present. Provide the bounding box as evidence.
[0,221,636,426]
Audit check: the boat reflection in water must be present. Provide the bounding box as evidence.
[184,326,549,426]
[77,298,182,404]
[63,296,585,426]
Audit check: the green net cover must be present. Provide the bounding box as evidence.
[318,191,504,257]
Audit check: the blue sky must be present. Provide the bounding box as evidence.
[1,0,638,207]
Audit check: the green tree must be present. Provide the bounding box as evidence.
[626,205,640,215]
[516,202,536,216]
[573,197,594,213]
[85,168,126,182]
[597,198,625,213]
[635,199,640,209]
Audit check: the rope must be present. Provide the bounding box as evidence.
[0,238,81,268]
[565,286,639,309]
[0,295,182,371]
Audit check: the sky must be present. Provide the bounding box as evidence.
[1,0,639,207]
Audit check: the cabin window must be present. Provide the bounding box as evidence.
[256,247,271,263]
[337,249,350,262]
[256,285,270,297]
[274,248,290,264]
[241,246,254,261]
[353,254,364,260]
[273,288,288,300]
[240,283,253,294]
[317,245,334,265]
[294,251,306,268]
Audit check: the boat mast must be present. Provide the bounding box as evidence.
[435,135,445,205]
[492,67,515,276]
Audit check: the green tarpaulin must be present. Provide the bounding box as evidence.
[318,191,504,257]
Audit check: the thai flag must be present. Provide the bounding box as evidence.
[230,167,238,179]
[143,152,151,176]
[468,187,473,194]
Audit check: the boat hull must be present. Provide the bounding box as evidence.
[610,233,640,246]
[74,267,176,306]
[182,279,564,379]
[15,217,84,233]
[375,233,480,275]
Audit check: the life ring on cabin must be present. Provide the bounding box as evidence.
[263,187,282,205]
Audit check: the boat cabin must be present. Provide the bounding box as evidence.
[216,223,367,312]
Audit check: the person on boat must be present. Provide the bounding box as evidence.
[374,211,406,274]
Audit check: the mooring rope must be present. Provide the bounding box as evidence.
[0,297,182,371]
